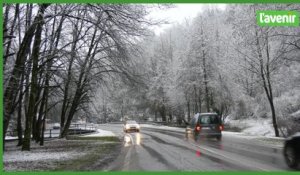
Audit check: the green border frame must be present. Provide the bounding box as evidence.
[1,0,300,175]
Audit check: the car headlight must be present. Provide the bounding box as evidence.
[126,124,130,129]
[136,125,140,129]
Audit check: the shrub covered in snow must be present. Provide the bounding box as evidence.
[275,89,300,136]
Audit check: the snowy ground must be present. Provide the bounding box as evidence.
[4,129,121,171]
[224,118,279,137]
[4,139,86,171]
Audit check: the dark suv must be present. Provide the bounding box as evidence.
[186,113,223,141]
[283,132,300,169]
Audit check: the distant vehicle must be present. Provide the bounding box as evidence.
[283,132,300,169]
[53,123,60,129]
[124,120,140,133]
[186,113,223,141]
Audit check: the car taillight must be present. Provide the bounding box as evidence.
[195,125,201,132]
[219,125,224,131]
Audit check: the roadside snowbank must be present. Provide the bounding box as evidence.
[225,118,277,137]
[81,129,116,137]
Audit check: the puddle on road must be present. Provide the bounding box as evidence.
[124,133,142,147]
[124,135,132,147]
[136,133,141,145]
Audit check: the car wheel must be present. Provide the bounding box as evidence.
[284,143,298,169]
[136,129,139,132]
[216,136,222,141]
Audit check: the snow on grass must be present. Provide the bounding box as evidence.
[224,118,285,148]
[225,118,277,137]
[81,129,116,137]
[4,139,85,162]
[4,150,78,163]
[3,139,118,171]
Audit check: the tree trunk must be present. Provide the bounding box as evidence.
[60,90,82,138]
[32,80,43,141]
[60,26,98,138]
[210,91,214,111]
[4,4,19,68]
[40,62,50,146]
[4,4,45,142]
[35,87,46,143]
[17,101,23,146]
[265,37,279,137]
[160,105,166,122]
[198,88,202,113]
[60,16,82,134]
[187,99,191,122]
[23,4,33,117]
[193,85,198,113]
[203,54,210,112]
[169,111,173,123]
[22,4,49,151]
[3,4,11,45]
[40,114,46,146]
[255,29,279,137]
[17,71,25,146]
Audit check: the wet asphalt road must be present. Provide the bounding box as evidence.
[98,124,290,171]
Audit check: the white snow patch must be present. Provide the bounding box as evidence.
[4,150,81,163]
[81,129,116,137]
[225,118,277,137]
[5,136,18,140]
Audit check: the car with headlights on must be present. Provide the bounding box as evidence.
[124,120,140,133]
[283,132,300,169]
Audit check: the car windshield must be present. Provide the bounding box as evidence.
[126,121,137,124]
[199,115,220,124]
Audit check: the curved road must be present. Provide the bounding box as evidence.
[98,124,290,171]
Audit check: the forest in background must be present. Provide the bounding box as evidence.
[3,4,300,151]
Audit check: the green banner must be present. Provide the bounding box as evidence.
[257,10,300,26]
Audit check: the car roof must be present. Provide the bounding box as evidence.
[193,113,218,119]
[126,120,137,123]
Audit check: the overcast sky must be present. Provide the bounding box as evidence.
[148,4,227,35]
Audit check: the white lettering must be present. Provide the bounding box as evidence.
[269,15,277,23]
[260,13,265,23]
[282,15,289,23]
[277,15,282,23]
[259,12,297,25]
[291,15,296,23]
